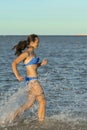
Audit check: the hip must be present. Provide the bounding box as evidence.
[25,77,44,96]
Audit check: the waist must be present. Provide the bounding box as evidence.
[25,77,38,82]
[26,67,38,76]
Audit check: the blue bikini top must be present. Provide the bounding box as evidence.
[25,57,40,66]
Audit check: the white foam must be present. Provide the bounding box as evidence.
[0,82,38,125]
[49,112,87,123]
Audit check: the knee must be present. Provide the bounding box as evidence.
[43,99,46,106]
[39,98,46,107]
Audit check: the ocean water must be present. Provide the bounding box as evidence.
[0,35,87,130]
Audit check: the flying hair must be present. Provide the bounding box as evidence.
[12,40,28,56]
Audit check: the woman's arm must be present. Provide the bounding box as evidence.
[12,52,28,81]
[37,59,48,67]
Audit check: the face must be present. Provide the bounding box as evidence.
[32,37,39,49]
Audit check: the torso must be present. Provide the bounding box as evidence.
[24,49,35,64]
[24,48,39,77]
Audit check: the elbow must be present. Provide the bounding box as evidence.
[12,61,17,68]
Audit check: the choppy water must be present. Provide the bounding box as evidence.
[0,35,87,129]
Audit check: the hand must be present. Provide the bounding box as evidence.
[41,59,48,66]
[17,76,24,81]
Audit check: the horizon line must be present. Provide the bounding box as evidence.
[0,34,87,36]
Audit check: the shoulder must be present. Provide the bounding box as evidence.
[13,51,29,64]
[25,47,34,55]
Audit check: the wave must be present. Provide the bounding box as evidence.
[0,116,87,130]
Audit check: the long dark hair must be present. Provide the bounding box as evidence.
[12,34,38,56]
[27,34,38,44]
[12,40,28,56]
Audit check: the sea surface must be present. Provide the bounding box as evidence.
[0,35,87,130]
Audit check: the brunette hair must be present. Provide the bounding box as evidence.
[12,40,28,56]
[12,34,38,56]
[27,34,38,44]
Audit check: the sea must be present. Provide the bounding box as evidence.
[0,35,87,130]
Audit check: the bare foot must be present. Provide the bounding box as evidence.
[0,119,5,125]
[9,112,15,123]
[38,118,44,122]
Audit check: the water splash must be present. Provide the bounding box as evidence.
[0,82,38,125]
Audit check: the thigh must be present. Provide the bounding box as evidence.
[26,91,36,106]
[36,93,46,103]
[29,80,44,96]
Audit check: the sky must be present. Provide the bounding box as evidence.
[0,0,87,35]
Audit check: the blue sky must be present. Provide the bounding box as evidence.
[0,0,87,35]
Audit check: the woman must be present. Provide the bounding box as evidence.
[10,34,48,122]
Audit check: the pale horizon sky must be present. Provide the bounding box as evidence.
[0,0,87,35]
